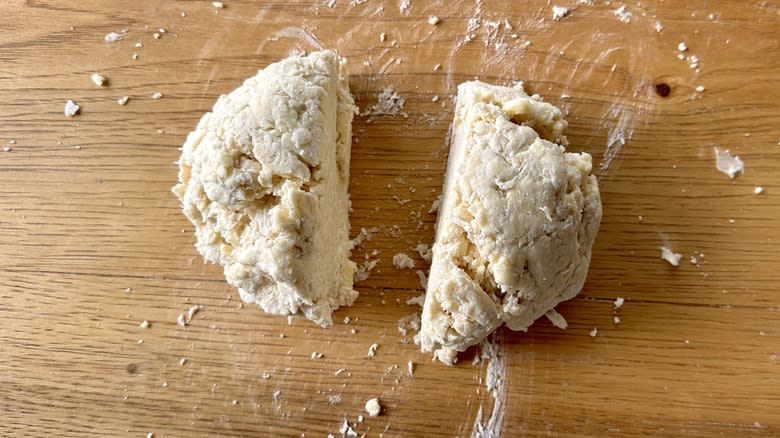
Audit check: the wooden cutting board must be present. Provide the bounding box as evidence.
[2,1,779,436]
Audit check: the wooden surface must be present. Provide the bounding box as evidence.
[2,0,779,436]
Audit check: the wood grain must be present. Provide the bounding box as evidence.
[1,0,779,436]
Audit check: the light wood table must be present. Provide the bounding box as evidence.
[1,1,778,436]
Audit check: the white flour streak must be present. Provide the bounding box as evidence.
[600,102,634,173]
[471,333,507,438]
[267,27,325,51]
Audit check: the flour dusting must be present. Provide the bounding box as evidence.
[471,332,507,438]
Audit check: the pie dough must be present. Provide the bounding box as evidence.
[173,50,358,327]
[419,80,602,364]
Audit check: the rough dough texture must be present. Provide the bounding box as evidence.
[419,80,602,364]
[173,50,358,327]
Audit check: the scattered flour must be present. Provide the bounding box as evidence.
[362,87,407,118]
[471,333,507,438]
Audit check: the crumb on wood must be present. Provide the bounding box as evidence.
[552,6,569,21]
[91,73,107,87]
[392,252,415,269]
[660,246,682,266]
[64,100,80,117]
[714,147,744,178]
[613,5,632,23]
[367,343,378,358]
[365,398,381,416]
[105,31,123,42]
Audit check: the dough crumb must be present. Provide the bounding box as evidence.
[139,320,150,329]
[367,343,378,358]
[677,42,688,52]
[64,100,80,117]
[552,6,569,21]
[392,252,415,269]
[613,5,632,23]
[614,315,621,324]
[354,258,378,282]
[397,313,421,337]
[407,360,414,376]
[311,351,323,359]
[614,297,625,309]
[365,398,381,416]
[428,15,440,25]
[178,304,203,327]
[91,73,107,87]
[414,270,427,290]
[413,243,432,263]
[754,186,764,194]
[104,32,123,43]
[179,358,187,365]
[351,226,378,249]
[660,246,682,266]
[339,419,358,436]
[714,147,744,178]
[212,1,225,8]
[428,195,442,213]
[117,96,130,105]
[589,327,598,337]
[152,92,163,99]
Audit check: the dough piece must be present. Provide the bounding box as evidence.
[173,50,358,327]
[419,81,602,364]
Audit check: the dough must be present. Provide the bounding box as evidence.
[173,50,358,327]
[419,80,602,364]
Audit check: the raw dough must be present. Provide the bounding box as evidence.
[419,80,602,364]
[173,50,358,327]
